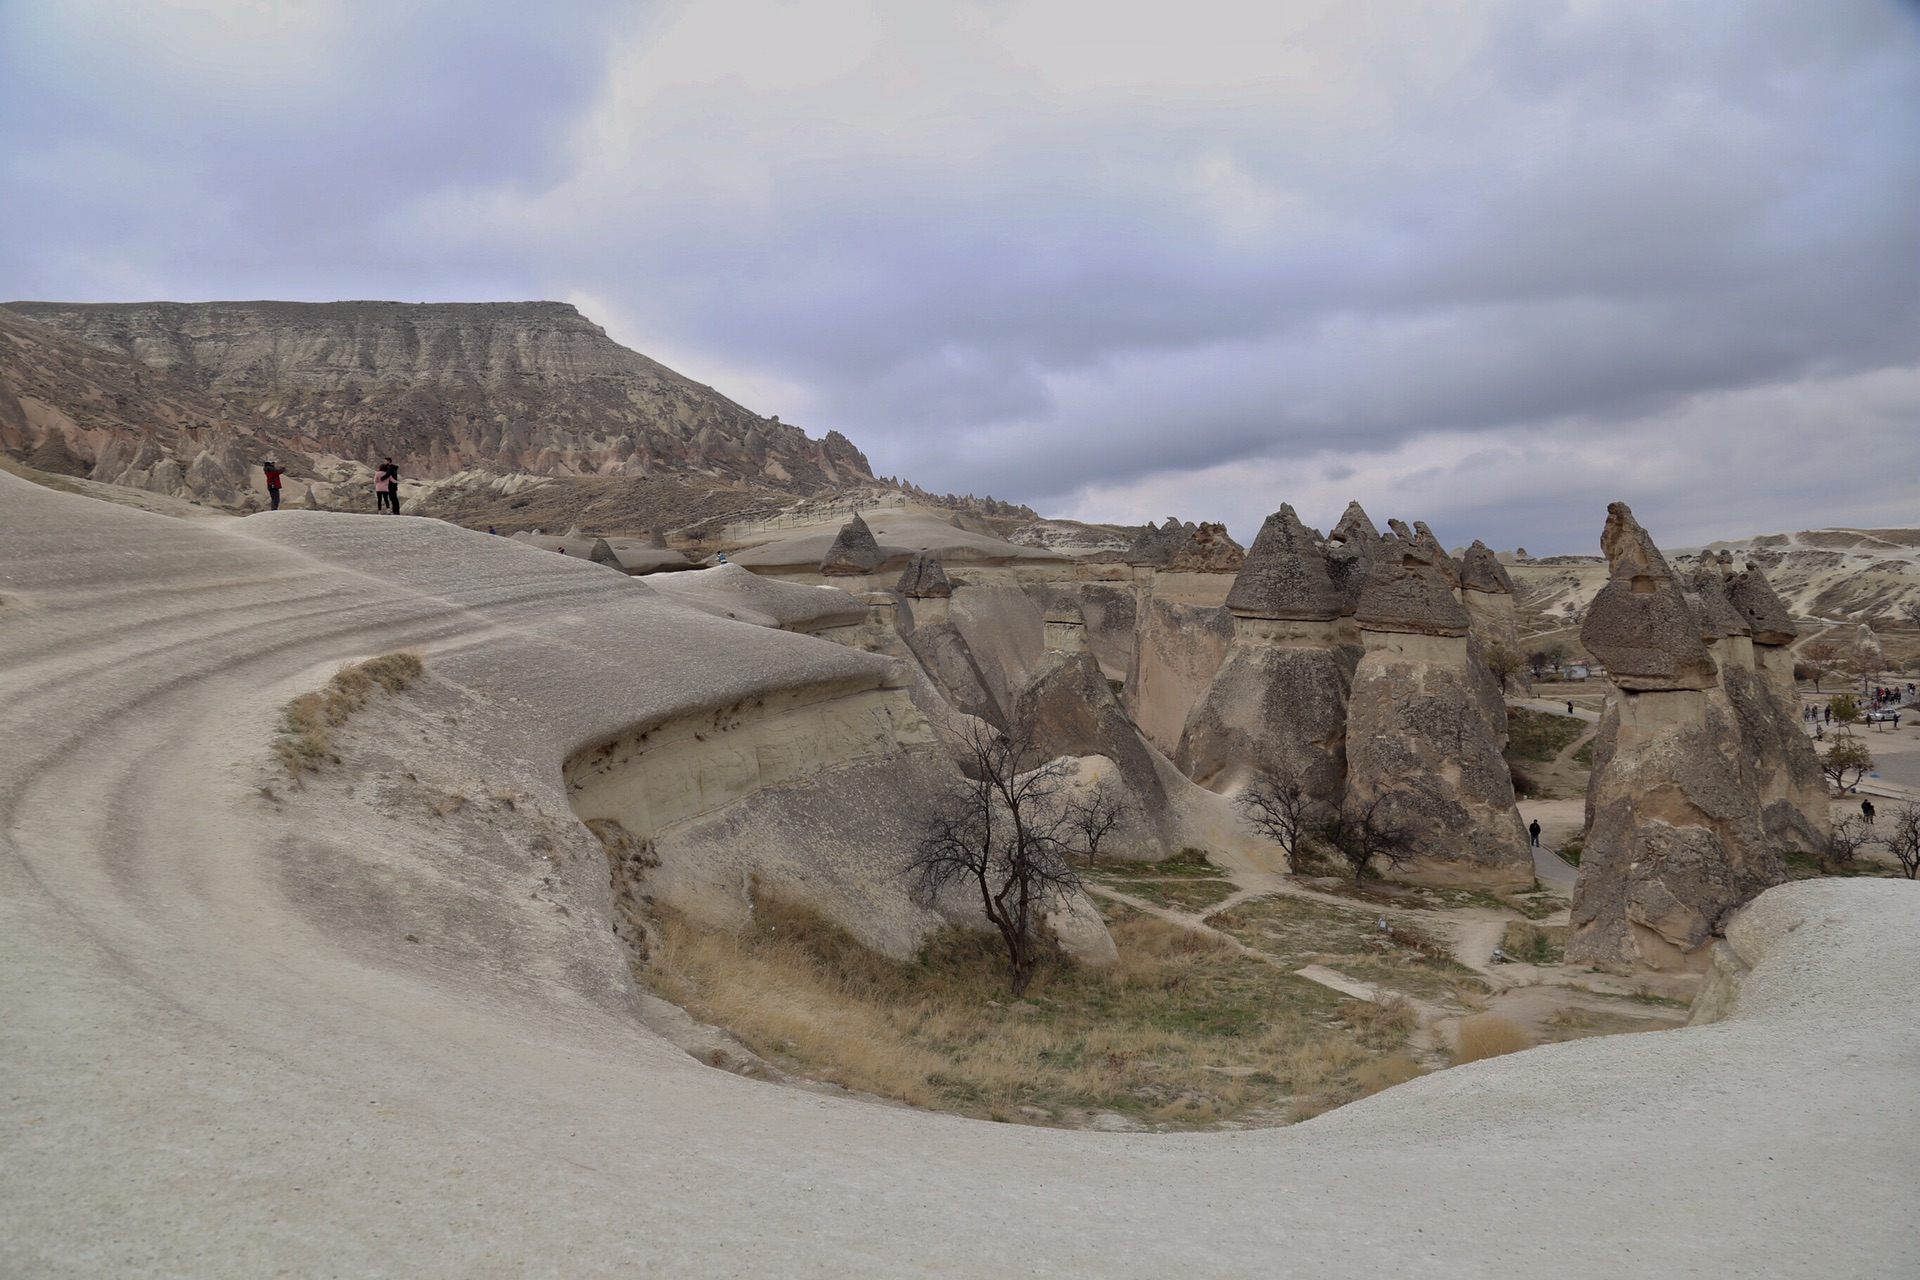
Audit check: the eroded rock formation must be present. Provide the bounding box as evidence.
[820,512,884,576]
[1177,505,1354,798]
[1569,503,1789,971]
[1344,529,1532,888]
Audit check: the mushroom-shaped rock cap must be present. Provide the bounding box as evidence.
[1329,501,1380,548]
[1686,565,1751,640]
[820,511,884,575]
[1353,534,1472,635]
[1727,561,1797,645]
[1411,521,1461,589]
[1225,505,1342,620]
[1124,516,1194,566]
[1578,502,1717,690]
[1044,597,1087,626]
[895,552,952,599]
[649,526,670,550]
[587,537,624,569]
[1163,521,1246,573]
[1459,541,1514,594]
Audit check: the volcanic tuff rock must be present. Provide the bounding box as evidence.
[1323,501,1381,614]
[1726,563,1797,646]
[5,300,873,495]
[1346,527,1529,886]
[1580,503,1718,691]
[895,553,952,599]
[1225,505,1342,621]
[1569,505,1789,971]
[821,512,885,575]
[1161,521,1246,573]
[1459,541,1514,595]
[1353,535,1471,637]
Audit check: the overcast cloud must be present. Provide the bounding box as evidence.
[3,0,1917,551]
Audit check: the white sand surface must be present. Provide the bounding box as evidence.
[3,471,1917,1277]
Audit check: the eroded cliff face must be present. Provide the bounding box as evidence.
[4,300,872,497]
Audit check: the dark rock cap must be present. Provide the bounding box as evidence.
[1459,541,1514,594]
[1411,522,1462,590]
[649,526,670,550]
[820,512,883,575]
[1727,561,1797,646]
[895,552,952,599]
[587,537,623,569]
[1225,505,1343,621]
[1353,534,1471,636]
[1686,565,1751,640]
[1163,521,1246,573]
[1044,597,1087,625]
[1323,501,1381,614]
[1124,516,1195,567]
[1579,502,1717,690]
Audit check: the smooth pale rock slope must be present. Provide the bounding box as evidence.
[1,471,1916,1277]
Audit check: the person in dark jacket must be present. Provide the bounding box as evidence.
[376,458,400,513]
[1528,819,1542,847]
[262,459,284,511]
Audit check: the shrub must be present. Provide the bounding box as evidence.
[1501,920,1566,965]
[1453,1014,1531,1064]
[273,652,423,776]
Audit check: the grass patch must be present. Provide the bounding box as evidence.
[1453,1014,1531,1064]
[1557,835,1583,867]
[1095,847,1228,878]
[1500,920,1566,965]
[1207,894,1488,1003]
[273,652,423,776]
[1434,886,1560,920]
[1088,847,1237,912]
[641,893,1425,1129]
[1571,740,1595,769]
[1539,1007,1671,1044]
[1505,707,1590,763]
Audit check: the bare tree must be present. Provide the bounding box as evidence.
[1820,737,1874,797]
[1819,815,1871,873]
[908,716,1090,995]
[1799,640,1839,692]
[1236,770,1327,875]
[1900,600,1920,629]
[1065,775,1134,869]
[1314,792,1415,885]
[1483,643,1525,693]
[1884,804,1920,880]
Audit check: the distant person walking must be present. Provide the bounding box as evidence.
[1566,701,1575,716]
[262,458,283,511]
[376,457,400,514]
[1528,819,1542,848]
[1862,799,1876,826]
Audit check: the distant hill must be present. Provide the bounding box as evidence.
[2,300,873,506]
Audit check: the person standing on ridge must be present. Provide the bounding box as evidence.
[262,458,283,511]
[376,457,400,514]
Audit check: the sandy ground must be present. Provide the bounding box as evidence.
[3,471,1918,1277]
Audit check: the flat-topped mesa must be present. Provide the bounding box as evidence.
[1224,505,1342,641]
[1322,500,1381,618]
[820,512,884,576]
[1161,521,1245,574]
[1727,562,1798,647]
[1353,534,1471,638]
[1579,502,1717,692]
[1043,597,1089,653]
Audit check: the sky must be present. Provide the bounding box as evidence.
[3,0,1917,553]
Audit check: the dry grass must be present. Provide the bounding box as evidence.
[1453,1014,1532,1064]
[1207,894,1488,1003]
[642,894,1424,1129]
[273,652,423,776]
[1501,920,1567,965]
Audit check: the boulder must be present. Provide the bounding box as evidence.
[1162,521,1246,573]
[895,552,952,599]
[820,512,884,576]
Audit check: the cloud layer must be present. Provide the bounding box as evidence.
[4,0,1917,550]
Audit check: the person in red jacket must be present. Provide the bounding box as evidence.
[263,458,284,511]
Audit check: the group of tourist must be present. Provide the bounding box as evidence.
[260,458,401,512]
